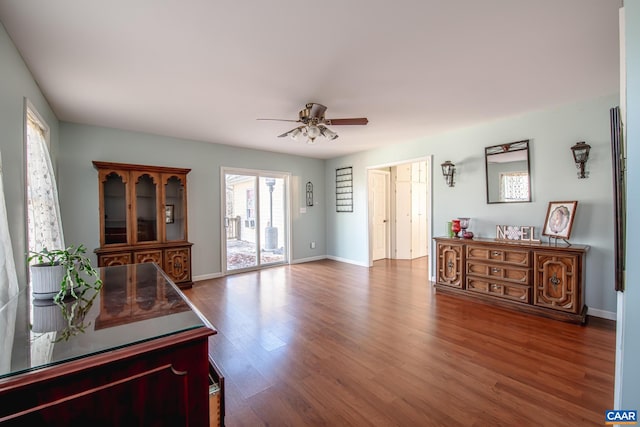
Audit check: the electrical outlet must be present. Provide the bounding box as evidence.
[310,241,316,249]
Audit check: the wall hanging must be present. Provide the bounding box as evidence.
[336,167,353,212]
[306,182,314,206]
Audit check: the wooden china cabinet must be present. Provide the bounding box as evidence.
[93,161,193,288]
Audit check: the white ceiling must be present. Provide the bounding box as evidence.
[0,0,621,159]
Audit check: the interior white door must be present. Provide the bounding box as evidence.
[369,170,389,261]
[412,181,428,258]
[395,179,412,260]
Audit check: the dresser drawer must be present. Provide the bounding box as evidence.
[466,245,530,267]
[467,261,530,284]
[466,277,531,303]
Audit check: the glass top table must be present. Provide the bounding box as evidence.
[0,262,212,380]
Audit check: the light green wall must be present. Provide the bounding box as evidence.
[618,0,640,411]
[0,21,59,289]
[57,123,326,278]
[326,94,619,315]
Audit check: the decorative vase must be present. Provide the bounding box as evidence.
[451,219,461,237]
[459,217,472,238]
[459,217,470,234]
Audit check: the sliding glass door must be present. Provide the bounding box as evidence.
[222,169,289,273]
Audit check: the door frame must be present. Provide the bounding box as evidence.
[366,156,433,273]
[220,167,291,275]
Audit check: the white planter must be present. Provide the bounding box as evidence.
[31,299,68,333]
[30,263,65,299]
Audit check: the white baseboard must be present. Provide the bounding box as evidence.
[193,272,224,282]
[326,255,370,267]
[291,255,327,264]
[587,307,616,321]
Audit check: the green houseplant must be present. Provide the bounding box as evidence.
[28,244,103,302]
[28,244,103,340]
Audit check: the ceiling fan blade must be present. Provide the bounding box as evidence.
[257,118,301,123]
[307,103,327,119]
[324,118,369,126]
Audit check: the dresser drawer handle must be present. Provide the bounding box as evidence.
[491,268,501,273]
[492,251,501,256]
[490,284,502,291]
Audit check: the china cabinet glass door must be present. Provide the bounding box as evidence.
[164,175,186,241]
[134,173,159,243]
[102,171,129,245]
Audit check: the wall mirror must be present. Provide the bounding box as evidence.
[485,139,531,204]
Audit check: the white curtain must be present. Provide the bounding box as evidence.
[0,151,20,374]
[26,110,64,363]
[26,113,64,254]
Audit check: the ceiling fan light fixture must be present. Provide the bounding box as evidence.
[289,127,302,140]
[306,125,321,139]
[259,102,367,145]
[320,126,338,141]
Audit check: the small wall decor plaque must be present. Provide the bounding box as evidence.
[306,181,314,207]
[496,225,541,242]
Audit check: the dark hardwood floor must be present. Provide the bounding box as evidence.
[183,258,615,426]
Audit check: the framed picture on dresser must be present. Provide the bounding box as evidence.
[542,201,577,239]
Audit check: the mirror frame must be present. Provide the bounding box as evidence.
[485,139,531,204]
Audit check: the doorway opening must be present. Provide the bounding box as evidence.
[367,157,432,267]
[222,168,290,274]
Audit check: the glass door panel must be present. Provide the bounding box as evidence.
[165,175,186,241]
[225,174,258,271]
[259,177,285,265]
[103,172,128,245]
[135,174,158,242]
[224,170,289,273]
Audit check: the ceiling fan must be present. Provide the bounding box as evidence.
[257,102,368,144]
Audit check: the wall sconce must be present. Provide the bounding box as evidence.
[571,141,591,179]
[441,160,456,187]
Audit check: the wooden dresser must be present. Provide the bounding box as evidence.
[434,237,589,323]
[93,161,193,288]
